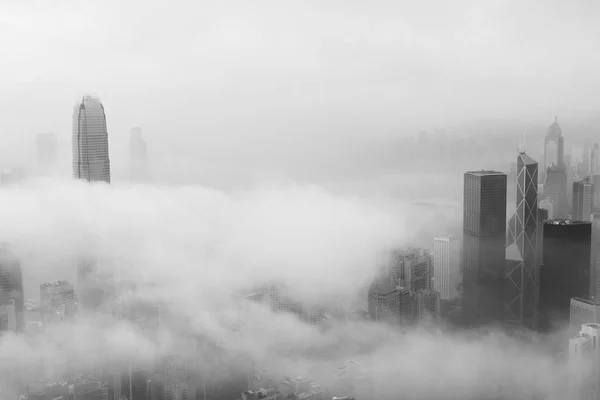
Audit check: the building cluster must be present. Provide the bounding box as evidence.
[364,248,441,327]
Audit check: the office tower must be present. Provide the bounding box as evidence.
[413,289,441,324]
[591,213,600,300]
[130,127,148,183]
[463,171,507,326]
[504,152,539,329]
[545,166,568,218]
[72,95,111,183]
[396,248,432,292]
[539,220,592,332]
[40,280,75,323]
[593,176,600,213]
[590,143,599,176]
[36,133,57,170]
[543,116,565,183]
[539,198,555,219]
[432,236,460,300]
[574,177,594,222]
[568,323,600,400]
[368,283,411,325]
[77,258,116,313]
[537,207,549,267]
[0,245,24,333]
[570,298,600,337]
[1,166,26,186]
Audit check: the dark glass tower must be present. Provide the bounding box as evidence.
[539,220,592,332]
[462,171,507,326]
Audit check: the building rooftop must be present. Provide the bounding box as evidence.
[465,170,505,176]
[518,153,537,166]
[545,219,591,226]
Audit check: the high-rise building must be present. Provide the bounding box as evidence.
[570,298,600,337]
[545,165,568,218]
[40,280,75,323]
[504,152,539,329]
[130,127,148,183]
[589,143,599,176]
[539,198,555,220]
[367,283,412,325]
[539,220,592,332]
[462,171,507,326]
[568,323,600,400]
[413,289,441,324]
[36,133,57,171]
[573,177,594,222]
[432,236,460,300]
[543,116,565,183]
[537,207,549,267]
[591,212,600,300]
[0,245,24,333]
[397,248,431,293]
[72,95,111,183]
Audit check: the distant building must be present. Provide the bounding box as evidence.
[1,166,26,185]
[539,198,555,220]
[543,116,565,183]
[40,280,75,323]
[396,248,432,293]
[573,177,594,222]
[462,171,507,326]
[539,220,592,332]
[73,95,111,183]
[432,236,460,300]
[568,323,600,400]
[243,387,281,400]
[413,289,441,324]
[545,166,568,218]
[280,376,323,400]
[0,245,24,332]
[368,283,411,325]
[570,298,600,337]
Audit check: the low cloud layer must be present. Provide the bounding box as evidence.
[0,178,569,399]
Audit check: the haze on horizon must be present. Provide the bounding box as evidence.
[1,0,600,186]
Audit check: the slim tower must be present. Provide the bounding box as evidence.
[504,152,539,329]
[573,177,594,222]
[72,95,111,183]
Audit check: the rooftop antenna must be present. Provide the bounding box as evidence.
[517,130,526,154]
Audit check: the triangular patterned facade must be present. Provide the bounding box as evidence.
[504,153,539,329]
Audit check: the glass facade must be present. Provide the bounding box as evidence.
[462,171,507,326]
[72,96,111,183]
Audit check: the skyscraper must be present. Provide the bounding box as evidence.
[40,281,75,323]
[589,143,599,176]
[539,220,592,332]
[544,116,565,180]
[0,244,24,333]
[504,152,539,329]
[432,236,460,300]
[545,166,568,218]
[462,171,507,326]
[570,297,600,337]
[72,95,111,183]
[573,177,594,222]
[130,127,148,183]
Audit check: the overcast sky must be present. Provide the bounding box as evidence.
[2,0,599,138]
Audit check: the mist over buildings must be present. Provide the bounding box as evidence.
[1,0,600,399]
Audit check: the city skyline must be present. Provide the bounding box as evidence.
[3,0,600,398]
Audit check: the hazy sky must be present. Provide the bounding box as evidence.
[1,0,599,170]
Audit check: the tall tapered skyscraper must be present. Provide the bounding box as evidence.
[462,171,507,326]
[72,96,111,183]
[504,152,539,329]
